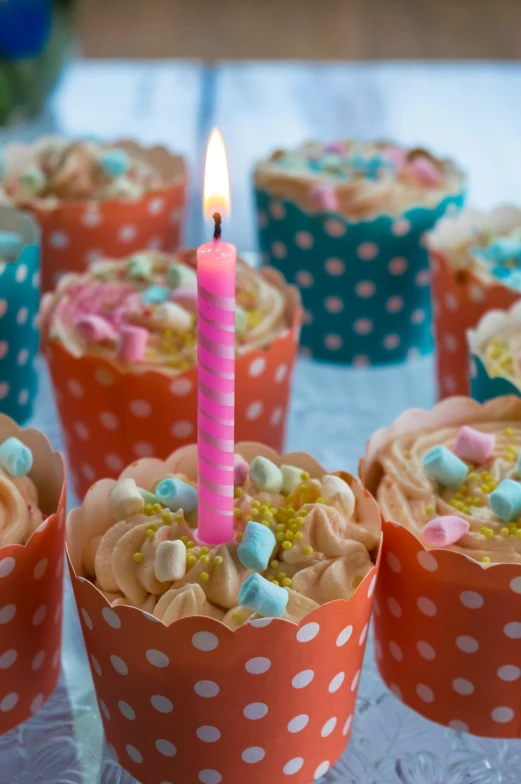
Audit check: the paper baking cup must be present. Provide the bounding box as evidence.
[467,301,521,403]
[429,205,521,399]
[67,442,381,784]
[255,187,464,365]
[41,267,301,499]
[363,395,521,738]
[4,139,187,293]
[0,206,40,424]
[0,414,66,735]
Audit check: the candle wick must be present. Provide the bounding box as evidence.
[213,212,222,241]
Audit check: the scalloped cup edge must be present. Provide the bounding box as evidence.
[467,299,521,353]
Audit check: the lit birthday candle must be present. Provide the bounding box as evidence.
[197,129,236,544]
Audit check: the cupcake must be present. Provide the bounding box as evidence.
[0,414,66,734]
[429,205,521,399]
[0,205,40,424]
[66,442,381,784]
[467,301,521,402]
[40,250,301,498]
[363,396,521,737]
[254,140,465,365]
[0,136,187,292]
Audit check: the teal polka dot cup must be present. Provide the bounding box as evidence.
[255,189,465,365]
[0,206,40,423]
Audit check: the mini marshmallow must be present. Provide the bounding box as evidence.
[310,183,338,211]
[138,488,158,505]
[423,445,468,489]
[155,477,198,514]
[155,540,187,582]
[141,285,170,304]
[423,515,470,547]
[75,314,117,343]
[21,166,45,192]
[281,464,303,495]
[410,156,442,186]
[322,474,355,518]
[249,456,283,494]
[153,301,192,331]
[324,140,344,154]
[127,254,152,280]
[239,572,289,618]
[238,521,276,570]
[234,454,249,486]
[99,148,130,178]
[453,426,495,465]
[109,478,145,521]
[0,231,22,260]
[235,306,248,334]
[490,479,521,523]
[0,437,33,477]
[117,325,148,363]
[172,288,197,314]
[166,262,197,290]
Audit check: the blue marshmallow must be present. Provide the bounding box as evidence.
[99,148,130,178]
[0,231,22,260]
[155,477,198,514]
[239,573,289,618]
[238,521,276,570]
[141,285,170,304]
[423,445,468,489]
[0,437,33,477]
[490,479,521,523]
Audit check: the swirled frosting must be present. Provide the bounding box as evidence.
[479,327,521,389]
[0,468,43,547]
[377,422,521,563]
[254,140,463,219]
[0,138,165,207]
[42,250,290,373]
[70,456,380,626]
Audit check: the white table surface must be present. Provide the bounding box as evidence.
[2,58,521,783]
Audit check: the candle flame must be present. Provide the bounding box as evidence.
[203,128,230,221]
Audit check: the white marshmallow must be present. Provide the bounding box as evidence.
[155,540,187,582]
[249,456,283,494]
[109,478,145,520]
[153,301,192,331]
[321,474,355,518]
[281,464,303,495]
[166,263,197,290]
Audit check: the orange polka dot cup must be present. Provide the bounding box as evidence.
[362,396,521,738]
[2,138,187,293]
[429,206,521,400]
[66,443,381,784]
[39,262,301,500]
[0,414,66,734]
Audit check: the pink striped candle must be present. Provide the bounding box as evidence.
[197,237,236,544]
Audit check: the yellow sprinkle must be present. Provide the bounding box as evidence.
[234,508,242,519]
[187,554,197,566]
[462,506,471,514]
[234,486,243,498]
[231,611,242,622]
[516,530,521,539]
[424,504,435,515]
[276,532,285,542]
[251,500,260,509]
[300,472,310,481]
[271,580,280,586]
[468,473,478,482]
[199,572,210,582]
[316,497,325,504]
[236,532,243,542]
[270,559,280,569]
[503,454,515,462]
[294,531,304,540]
[277,572,287,581]
[144,504,153,516]
[282,578,292,588]
[213,555,224,566]
[457,485,467,494]
[152,503,162,514]
[504,427,514,436]
[161,511,172,524]
[482,556,491,563]
[200,554,210,564]
[276,524,285,532]
[145,528,155,539]
[500,528,510,538]
[133,552,144,563]
[509,523,518,534]
[250,509,259,518]
[180,535,188,544]
[480,485,490,494]
[186,540,195,549]
[303,546,313,556]
[285,531,294,541]
[485,529,494,539]
[282,541,293,550]
[263,511,273,520]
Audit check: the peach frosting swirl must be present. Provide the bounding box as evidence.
[0,469,43,547]
[67,444,381,627]
[365,396,521,564]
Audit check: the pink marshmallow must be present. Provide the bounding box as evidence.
[453,426,495,465]
[324,140,344,154]
[383,145,407,169]
[172,288,197,314]
[117,325,148,363]
[423,515,470,547]
[410,155,442,186]
[310,184,338,211]
[234,455,249,487]
[75,314,117,343]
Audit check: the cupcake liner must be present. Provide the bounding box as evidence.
[41,267,301,500]
[0,414,66,735]
[0,206,40,424]
[467,301,521,403]
[67,442,381,784]
[4,139,187,293]
[429,205,521,399]
[362,395,521,738]
[255,186,464,365]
